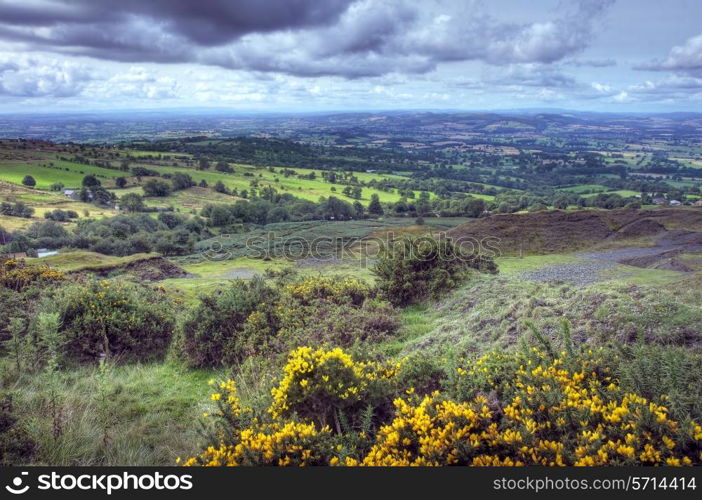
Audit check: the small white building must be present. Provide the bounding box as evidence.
[63,189,78,199]
[669,200,682,206]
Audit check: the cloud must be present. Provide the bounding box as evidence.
[0,1,353,43]
[0,0,615,78]
[567,58,617,67]
[637,34,702,75]
[0,55,91,97]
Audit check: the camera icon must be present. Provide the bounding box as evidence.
[5,472,30,495]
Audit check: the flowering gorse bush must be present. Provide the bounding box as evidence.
[0,259,64,292]
[358,349,702,466]
[180,276,398,367]
[270,346,400,430]
[183,347,702,467]
[56,280,174,361]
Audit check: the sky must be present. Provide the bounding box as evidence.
[0,0,701,113]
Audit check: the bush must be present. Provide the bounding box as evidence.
[0,288,25,344]
[184,347,702,467]
[44,209,79,222]
[356,349,702,466]
[183,381,333,466]
[0,393,35,465]
[614,344,702,422]
[180,277,279,367]
[281,299,399,350]
[55,280,174,362]
[274,277,398,350]
[372,236,497,306]
[269,347,399,430]
[142,179,171,197]
[21,175,36,187]
[0,259,65,292]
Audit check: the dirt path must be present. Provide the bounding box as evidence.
[520,230,702,285]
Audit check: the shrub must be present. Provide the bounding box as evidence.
[0,288,25,344]
[275,277,395,348]
[269,347,399,431]
[0,393,35,465]
[278,298,399,350]
[142,179,171,197]
[180,277,279,367]
[355,350,702,466]
[614,344,702,423]
[372,236,497,306]
[21,175,36,187]
[0,259,65,292]
[182,381,333,466]
[55,280,174,362]
[184,347,702,467]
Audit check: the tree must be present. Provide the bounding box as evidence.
[120,193,146,213]
[215,161,234,173]
[82,175,101,187]
[368,194,384,216]
[214,181,228,194]
[171,173,195,191]
[21,176,36,187]
[463,198,485,218]
[353,201,364,219]
[90,186,116,206]
[115,177,127,189]
[318,196,354,220]
[158,212,184,229]
[142,179,171,197]
[198,158,211,170]
[49,182,64,192]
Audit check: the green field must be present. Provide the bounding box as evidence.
[0,161,125,189]
[0,151,428,207]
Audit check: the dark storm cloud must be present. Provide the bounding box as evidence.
[0,0,615,78]
[0,1,353,43]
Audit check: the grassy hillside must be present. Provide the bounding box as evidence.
[448,208,702,255]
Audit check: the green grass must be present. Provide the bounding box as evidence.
[581,189,640,199]
[399,270,702,357]
[138,162,421,206]
[2,360,220,465]
[0,161,125,189]
[558,184,608,193]
[496,254,580,274]
[27,251,160,272]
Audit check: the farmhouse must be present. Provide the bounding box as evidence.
[63,188,78,199]
[669,200,682,207]
[694,200,702,207]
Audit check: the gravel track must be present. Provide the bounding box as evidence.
[520,230,702,286]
